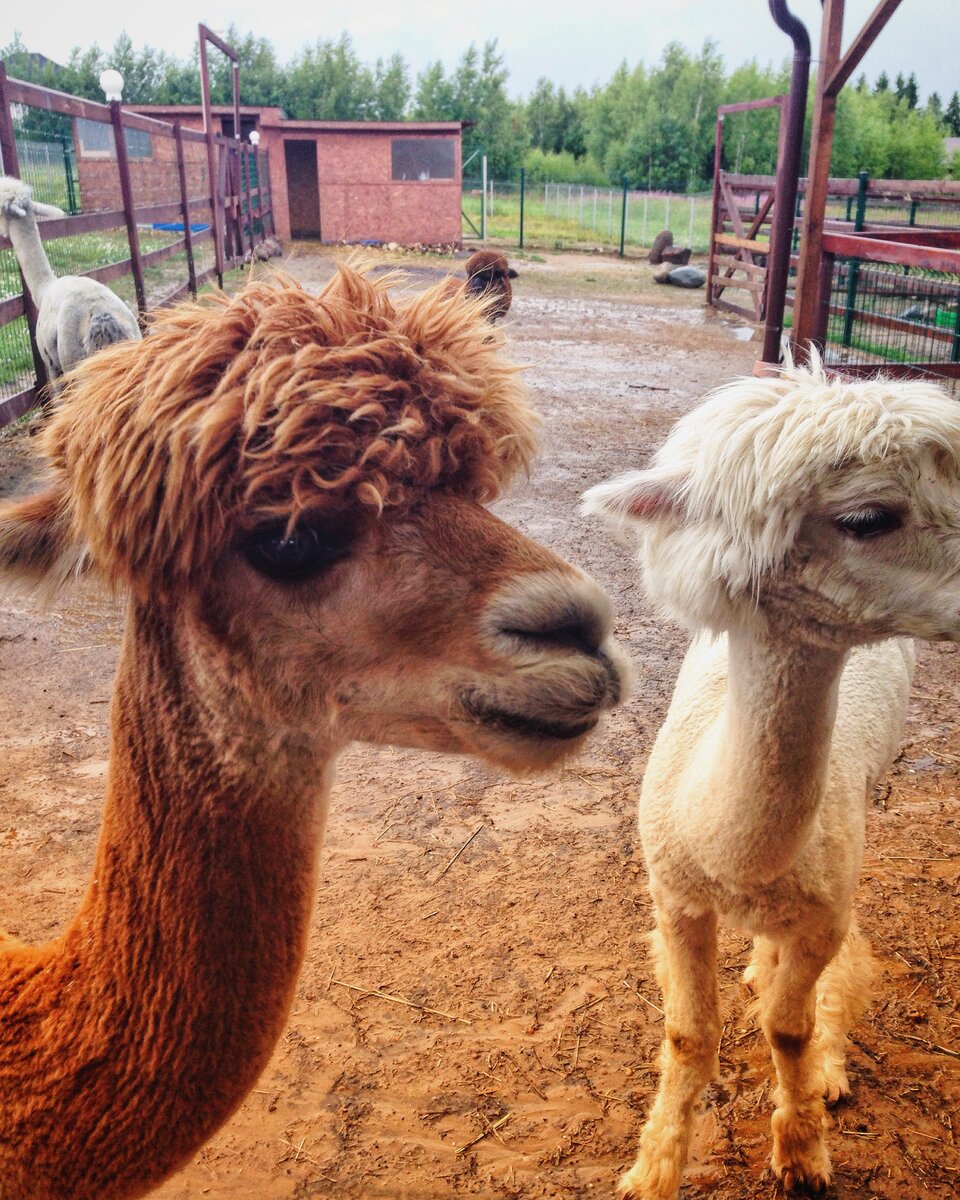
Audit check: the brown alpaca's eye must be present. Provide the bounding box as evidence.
[833,507,903,539]
[243,526,350,582]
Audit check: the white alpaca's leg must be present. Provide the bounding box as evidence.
[619,908,721,1200]
[814,920,874,1105]
[759,925,844,1195]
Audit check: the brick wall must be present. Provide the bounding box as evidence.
[264,128,461,246]
[75,122,209,213]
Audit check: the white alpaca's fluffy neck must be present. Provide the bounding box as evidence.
[691,626,846,888]
[5,210,56,302]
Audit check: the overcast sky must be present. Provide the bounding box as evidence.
[5,2,957,103]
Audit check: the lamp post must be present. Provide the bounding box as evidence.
[99,69,146,314]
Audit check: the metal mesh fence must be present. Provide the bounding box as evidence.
[463,179,713,254]
[823,256,960,393]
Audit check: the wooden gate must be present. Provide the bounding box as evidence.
[707,96,787,324]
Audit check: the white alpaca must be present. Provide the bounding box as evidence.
[583,360,960,1198]
[0,176,141,382]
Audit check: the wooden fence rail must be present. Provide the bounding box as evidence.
[0,67,273,427]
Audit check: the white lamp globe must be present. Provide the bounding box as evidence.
[249,131,261,146]
[99,70,124,102]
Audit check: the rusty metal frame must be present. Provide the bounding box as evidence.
[790,0,907,359]
[198,23,241,286]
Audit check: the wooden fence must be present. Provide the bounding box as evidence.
[0,67,274,427]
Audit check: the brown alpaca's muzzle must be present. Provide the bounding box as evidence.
[456,570,629,767]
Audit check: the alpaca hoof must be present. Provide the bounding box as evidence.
[779,1165,831,1195]
[773,1146,832,1196]
[617,1140,683,1200]
[821,1067,851,1107]
[617,1166,679,1200]
[772,1105,831,1197]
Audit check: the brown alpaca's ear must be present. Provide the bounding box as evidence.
[0,486,86,589]
[507,268,518,279]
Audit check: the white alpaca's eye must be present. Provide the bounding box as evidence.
[243,525,350,581]
[833,507,903,539]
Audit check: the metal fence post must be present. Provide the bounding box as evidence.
[619,177,629,257]
[519,167,525,249]
[842,171,869,348]
[951,285,960,363]
[481,155,488,243]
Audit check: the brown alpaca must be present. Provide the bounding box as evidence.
[0,267,626,1200]
[464,249,518,320]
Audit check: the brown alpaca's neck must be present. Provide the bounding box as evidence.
[693,628,846,888]
[0,602,331,1200]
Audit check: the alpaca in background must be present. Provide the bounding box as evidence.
[464,249,518,320]
[0,175,141,384]
[584,361,960,1197]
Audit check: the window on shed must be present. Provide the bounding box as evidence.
[391,138,455,181]
[75,118,152,159]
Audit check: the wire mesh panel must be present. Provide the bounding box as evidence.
[824,255,960,394]
[462,178,712,254]
[0,232,33,411]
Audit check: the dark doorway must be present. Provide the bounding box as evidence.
[284,141,321,238]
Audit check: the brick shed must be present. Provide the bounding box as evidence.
[124,105,464,247]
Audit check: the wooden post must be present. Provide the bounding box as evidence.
[110,100,146,317]
[0,62,47,394]
[707,113,724,306]
[173,121,197,298]
[791,0,846,360]
[242,146,256,257]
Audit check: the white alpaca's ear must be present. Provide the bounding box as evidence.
[31,200,66,220]
[0,486,87,592]
[582,468,687,526]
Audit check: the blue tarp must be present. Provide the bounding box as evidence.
[151,222,210,233]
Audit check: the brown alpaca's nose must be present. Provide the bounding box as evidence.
[499,602,605,657]
[485,571,614,660]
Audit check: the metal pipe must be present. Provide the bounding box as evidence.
[762,0,812,365]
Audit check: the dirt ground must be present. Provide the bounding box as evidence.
[0,248,957,1199]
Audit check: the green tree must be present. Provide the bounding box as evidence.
[832,86,945,178]
[372,54,410,120]
[412,61,456,120]
[284,34,374,120]
[945,92,960,136]
[926,91,944,126]
[416,41,524,177]
[874,71,890,93]
[526,78,558,151]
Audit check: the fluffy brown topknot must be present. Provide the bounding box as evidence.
[42,266,538,594]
